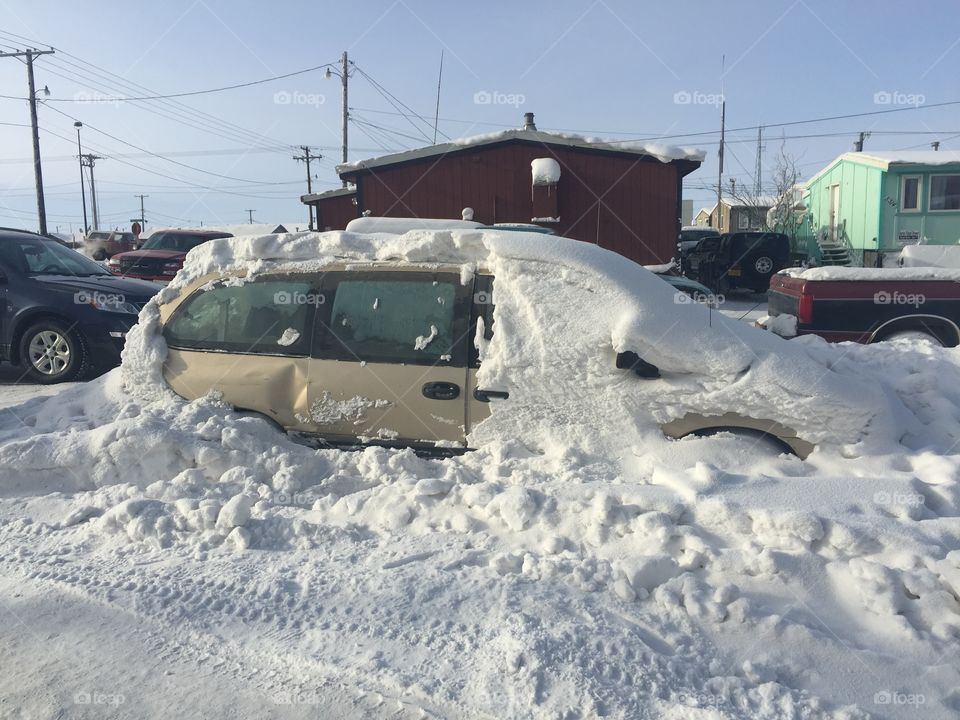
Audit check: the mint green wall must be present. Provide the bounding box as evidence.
[880,165,960,250]
[804,159,883,253]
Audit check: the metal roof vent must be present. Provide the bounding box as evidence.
[523,112,536,131]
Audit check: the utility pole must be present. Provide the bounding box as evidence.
[932,141,941,151]
[715,99,725,231]
[340,50,349,187]
[754,126,763,198]
[293,146,321,230]
[0,47,55,234]
[854,131,870,152]
[74,121,88,234]
[433,49,444,144]
[245,209,256,224]
[134,194,148,229]
[80,154,102,229]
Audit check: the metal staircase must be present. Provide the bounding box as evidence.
[816,234,852,266]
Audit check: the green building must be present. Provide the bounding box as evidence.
[801,151,960,266]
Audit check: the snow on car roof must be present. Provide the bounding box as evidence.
[782,265,960,281]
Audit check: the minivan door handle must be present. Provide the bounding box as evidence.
[473,388,509,402]
[422,381,460,400]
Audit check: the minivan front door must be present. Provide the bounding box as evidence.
[305,270,470,447]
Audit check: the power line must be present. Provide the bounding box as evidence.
[41,62,337,101]
[43,103,299,185]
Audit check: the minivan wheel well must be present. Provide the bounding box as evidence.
[10,311,82,366]
[231,407,288,435]
[684,426,797,456]
[870,316,958,347]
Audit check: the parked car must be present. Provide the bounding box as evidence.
[676,226,719,270]
[108,230,232,282]
[646,264,718,304]
[84,230,139,260]
[762,267,960,346]
[152,235,839,458]
[683,231,790,294]
[0,228,161,383]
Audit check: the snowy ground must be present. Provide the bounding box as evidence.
[1,231,958,719]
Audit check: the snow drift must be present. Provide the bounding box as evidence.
[0,229,958,719]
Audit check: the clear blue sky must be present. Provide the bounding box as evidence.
[1,0,959,233]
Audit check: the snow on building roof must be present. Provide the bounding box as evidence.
[336,127,706,176]
[301,186,356,203]
[806,150,960,187]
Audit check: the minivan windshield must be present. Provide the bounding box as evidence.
[141,233,228,252]
[0,236,111,276]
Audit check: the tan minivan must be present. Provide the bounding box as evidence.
[156,261,813,457]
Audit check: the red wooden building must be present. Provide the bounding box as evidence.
[302,114,703,265]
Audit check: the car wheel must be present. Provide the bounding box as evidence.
[19,320,89,384]
[92,249,108,261]
[754,256,774,274]
[880,329,943,347]
[692,427,795,457]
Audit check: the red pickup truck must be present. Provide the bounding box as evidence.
[763,267,960,347]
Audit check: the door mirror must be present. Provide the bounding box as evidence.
[616,351,660,378]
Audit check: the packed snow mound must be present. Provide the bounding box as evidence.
[126,228,897,452]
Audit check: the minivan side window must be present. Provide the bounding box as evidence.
[317,272,468,366]
[164,278,314,355]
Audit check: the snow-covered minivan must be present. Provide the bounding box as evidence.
[144,229,894,458]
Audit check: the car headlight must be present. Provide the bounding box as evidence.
[88,295,140,315]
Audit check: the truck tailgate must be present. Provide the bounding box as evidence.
[767,274,805,317]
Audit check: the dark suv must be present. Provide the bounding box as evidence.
[683,231,790,293]
[108,229,232,282]
[0,228,161,383]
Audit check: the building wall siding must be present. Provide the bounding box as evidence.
[331,142,687,265]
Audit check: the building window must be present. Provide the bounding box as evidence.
[900,175,921,212]
[738,212,750,229]
[930,175,960,211]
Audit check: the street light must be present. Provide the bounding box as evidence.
[74,121,88,235]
